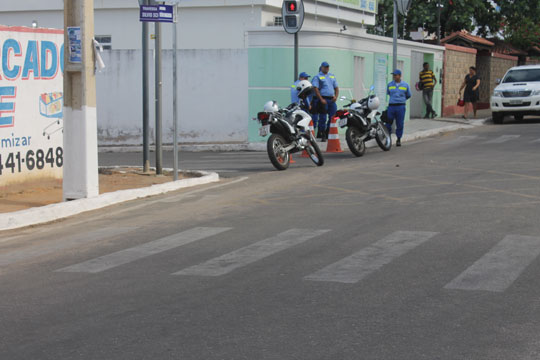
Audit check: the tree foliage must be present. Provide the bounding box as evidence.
[371,0,501,40]
[499,0,540,49]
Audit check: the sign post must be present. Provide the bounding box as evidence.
[282,1,304,82]
[140,2,178,177]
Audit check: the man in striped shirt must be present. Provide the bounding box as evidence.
[419,62,437,118]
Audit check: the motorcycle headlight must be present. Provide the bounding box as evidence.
[492,90,503,98]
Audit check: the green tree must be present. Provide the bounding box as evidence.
[499,0,540,50]
[371,0,501,40]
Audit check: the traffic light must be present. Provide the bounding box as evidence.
[285,1,297,13]
[282,0,304,34]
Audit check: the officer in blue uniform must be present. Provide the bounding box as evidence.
[291,72,311,104]
[312,61,339,142]
[291,72,312,112]
[386,69,411,147]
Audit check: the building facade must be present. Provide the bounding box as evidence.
[0,1,444,146]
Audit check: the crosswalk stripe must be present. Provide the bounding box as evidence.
[0,227,136,267]
[483,135,520,144]
[56,227,231,273]
[304,231,439,284]
[444,235,540,292]
[442,136,478,145]
[173,229,330,277]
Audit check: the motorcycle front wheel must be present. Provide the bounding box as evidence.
[375,122,392,151]
[306,136,324,166]
[267,133,290,170]
[345,126,366,157]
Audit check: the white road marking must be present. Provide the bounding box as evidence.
[0,227,136,266]
[56,227,231,273]
[160,194,220,204]
[173,229,330,277]
[304,231,439,284]
[444,235,540,292]
[532,138,540,143]
[483,135,520,144]
[442,136,478,145]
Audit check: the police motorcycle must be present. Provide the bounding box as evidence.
[335,86,392,157]
[254,81,324,171]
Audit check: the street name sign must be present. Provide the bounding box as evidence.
[139,5,177,23]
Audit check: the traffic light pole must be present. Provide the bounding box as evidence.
[294,32,298,82]
[392,0,398,72]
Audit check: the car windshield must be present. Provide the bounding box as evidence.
[502,69,540,83]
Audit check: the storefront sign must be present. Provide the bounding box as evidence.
[0,26,64,186]
[317,0,377,14]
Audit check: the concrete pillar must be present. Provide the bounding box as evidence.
[63,0,99,200]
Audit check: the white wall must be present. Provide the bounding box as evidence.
[96,49,248,145]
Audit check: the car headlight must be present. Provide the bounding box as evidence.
[492,90,504,98]
[532,90,540,96]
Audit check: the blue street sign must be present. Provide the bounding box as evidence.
[139,4,176,23]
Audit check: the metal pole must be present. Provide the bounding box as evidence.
[155,21,163,175]
[294,32,298,81]
[437,0,441,45]
[173,12,178,181]
[392,0,398,71]
[142,0,150,173]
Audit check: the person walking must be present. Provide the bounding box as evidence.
[291,72,311,105]
[312,61,339,142]
[419,62,437,118]
[459,66,481,119]
[386,69,411,147]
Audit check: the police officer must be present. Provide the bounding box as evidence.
[291,72,311,104]
[312,61,339,142]
[386,69,411,147]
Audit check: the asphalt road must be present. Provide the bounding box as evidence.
[2,118,540,359]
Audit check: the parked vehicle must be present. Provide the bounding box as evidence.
[255,100,324,170]
[491,65,540,124]
[335,87,392,156]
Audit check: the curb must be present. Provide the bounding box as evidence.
[0,169,219,232]
[99,119,491,153]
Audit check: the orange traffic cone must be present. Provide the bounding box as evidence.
[301,120,316,158]
[290,154,296,164]
[326,116,343,153]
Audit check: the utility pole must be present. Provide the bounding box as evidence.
[392,0,398,72]
[155,21,163,175]
[172,4,179,181]
[63,0,99,200]
[142,0,150,173]
[437,0,442,45]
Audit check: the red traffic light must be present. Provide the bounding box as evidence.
[286,1,297,13]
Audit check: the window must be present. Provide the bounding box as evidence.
[273,16,283,26]
[94,35,112,50]
[503,69,540,83]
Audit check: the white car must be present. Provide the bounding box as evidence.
[491,65,540,124]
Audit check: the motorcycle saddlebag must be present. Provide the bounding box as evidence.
[380,110,392,125]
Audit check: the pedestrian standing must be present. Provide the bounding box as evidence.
[312,61,339,142]
[291,72,311,105]
[419,62,437,118]
[459,66,481,119]
[386,69,411,147]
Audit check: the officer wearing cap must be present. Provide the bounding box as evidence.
[386,69,411,147]
[291,72,311,105]
[312,61,339,142]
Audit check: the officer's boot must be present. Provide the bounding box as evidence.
[321,129,328,142]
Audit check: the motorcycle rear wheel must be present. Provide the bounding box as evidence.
[375,122,392,151]
[267,133,290,170]
[345,126,366,157]
[306,136,324,166]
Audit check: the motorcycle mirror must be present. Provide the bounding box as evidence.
[370,85,375,91]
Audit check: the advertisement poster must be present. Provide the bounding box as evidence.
[67,26,81,63]
[374,53,388,109]
[0,25,64,186]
